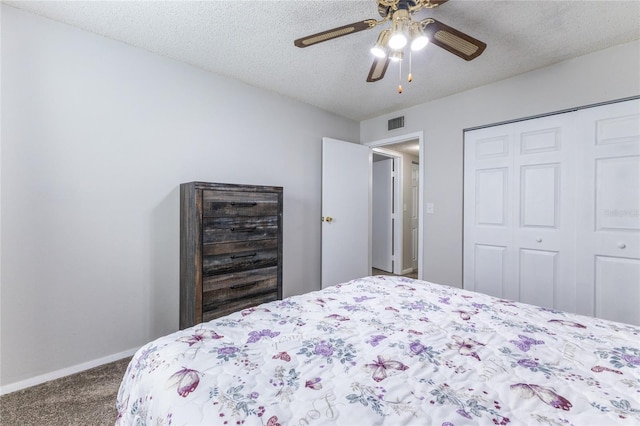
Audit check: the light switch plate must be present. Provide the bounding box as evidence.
[426,202,434,214]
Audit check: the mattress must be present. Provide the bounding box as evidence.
[116,275,640,425]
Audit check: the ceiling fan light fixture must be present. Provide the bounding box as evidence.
[389,50,404,62]
[410,22,429,51]
[388,9,409,50]
[388,33,407,50]
[370,29,390,58]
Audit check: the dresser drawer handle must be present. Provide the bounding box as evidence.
[230,202,258,207]
[230,227,257,232]
[230,281,258,290]
[231,253,257,259]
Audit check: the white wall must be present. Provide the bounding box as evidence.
[0,5,358,389]
[361,40,640,288]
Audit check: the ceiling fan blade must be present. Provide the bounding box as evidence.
[294,20,376,48]
[366,56,390,82]
[423,19,486,61]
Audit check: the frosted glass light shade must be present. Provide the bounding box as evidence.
[388,33,407,50]
[371,45,386,58]
[411,35,429,51]
[410,23,429,51]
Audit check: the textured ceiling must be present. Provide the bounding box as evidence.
[4,1,640,121]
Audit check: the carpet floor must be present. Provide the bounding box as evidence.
[372,267,418,279]
[1,357,130,426]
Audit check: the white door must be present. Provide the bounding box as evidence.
[511,115,577,312]
[575,100,640,324]
[464,124,515,300]
[321,137,372,288]
[464,99,640,325]
[464,114,577,311]
[372,158,394,272]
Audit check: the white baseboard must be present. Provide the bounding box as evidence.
[0,347,138,396]
[402,268,414,275]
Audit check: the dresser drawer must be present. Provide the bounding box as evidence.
[203,217,278,243]
[203,291,278,322]
[203,239,278,275]
[203,190,279,217]
[203,266,277,303]
[202,266,278,321]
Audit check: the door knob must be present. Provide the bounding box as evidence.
[324,216,333,223]
[617,242,626,249]
[536,237,542,243]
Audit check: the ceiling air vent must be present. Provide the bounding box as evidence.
[388,116,405,131]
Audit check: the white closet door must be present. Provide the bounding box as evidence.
[464,124,514,299]
[464,115,575,311]
[575,100,640,324]
[512,115,577,312]
[465,98,640,324]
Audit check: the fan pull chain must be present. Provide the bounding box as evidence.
[408,51,413,83]
[398,59,403,94]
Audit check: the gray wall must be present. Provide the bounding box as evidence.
[361,40,640,288]
[0,5,358,388]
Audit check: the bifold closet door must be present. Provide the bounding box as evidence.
[575,100,640,325]
[465,99,640,324]
[510,115,577,313]
[463,124,514,301]
[463,114,576,311]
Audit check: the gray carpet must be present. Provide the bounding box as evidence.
[372,268,418,279]
[0,357,130,426]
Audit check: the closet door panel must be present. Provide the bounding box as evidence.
[576,100,640,324]
[596,156,639,231]
[474,244,507,298]
[595,256,640,325]
[512,115,576,312]
[520,164,560,228]
[464,125,514,298]
[519,248,558,308]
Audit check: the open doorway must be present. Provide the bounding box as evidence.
[372,152,396,274]
[368,137,421,280]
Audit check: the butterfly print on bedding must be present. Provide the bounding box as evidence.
[447,335,485,361]
[366,335,387,347]
[267,415,281,426]
[591,365,623,374]
[178,329,223,346]
[241,307,271,316]
[394,284,416,291]
[548,319,587,329]
[167,368,202,397]
[366,355,409,382]
[272,352,291,362]
[453,310,477,321]
[325,314,350,321]
[305,377,323,390]
[510,335,544,352]
[510,383,572,411]
[247,329,280,343]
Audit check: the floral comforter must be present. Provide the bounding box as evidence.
[116,276,640,425]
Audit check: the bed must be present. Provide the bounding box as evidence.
[116,275,640,425]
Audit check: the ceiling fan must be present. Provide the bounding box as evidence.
[294,0,486,92]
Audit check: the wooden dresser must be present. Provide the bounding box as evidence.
[180,181,283,329]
